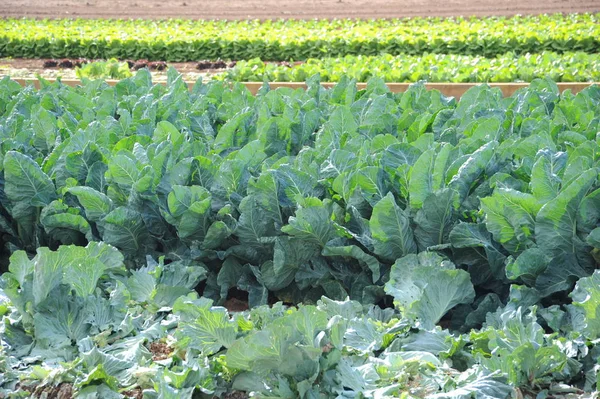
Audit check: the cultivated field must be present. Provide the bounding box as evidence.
[2,1,600,399]
[1,0,599,19]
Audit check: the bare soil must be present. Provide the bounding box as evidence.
[224,297,250,312]
[123,389,144,399]
[0,0,598,20]
[0,58,219,81]
[223,392,249,399]
[148,341,173,361]
[1,58,206,72]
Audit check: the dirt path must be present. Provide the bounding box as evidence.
[1,0,598,20]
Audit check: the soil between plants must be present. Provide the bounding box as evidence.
[0,0,598,20]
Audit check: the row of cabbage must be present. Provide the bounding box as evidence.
[0,72,600,397]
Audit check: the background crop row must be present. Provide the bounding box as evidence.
[1,14,599,61]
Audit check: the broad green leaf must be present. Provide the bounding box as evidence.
[63,258,106,298]
[316,105,358,152]
[530,150,566,203]
[449,222,507,279]
[247,171,283,226]
[448,141,497,202]
[281,198,337,246]
[33,286,91,350]
[571,270,600,339]
[578,188,600,233]
[4,151,57,219]
[535,168,596,257]
[236,196,275,244]
[414,188,460,249]
[587,227,600,248]
[165,185,211,239]
[176,307,237,355]
[351,166,389,207]
[271,237,320,286]
[261,259,296,292]
[535,254,588,297]
[409,148,436,209]
[322,244,381,282]
[107,154,140,189]
[370,193,417,261]
[505,248,550,285]
[127,267,157,303]
[8,251,33,287]
[100,207,149,253]
[203,221,231,250]
[41,207,93,242]
[32,247,69,305]
[67,186,113,222]
[413,269,476,330]
[429,371,512,399]
[481,188,541,254]
[386,252,474,329]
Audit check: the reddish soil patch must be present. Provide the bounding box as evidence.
[12,382,73,398]
[33,383,73,399]
[149,341,173,361]
[224,297,249,312]
[0,0,598,20]
[223,391,249,399]
[1,58,221,76]
[123,388,144,399]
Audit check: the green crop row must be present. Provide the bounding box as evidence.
[2,72,600,397]
[219,51,600,83]
[1,14,599,61]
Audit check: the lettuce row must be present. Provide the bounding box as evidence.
[221,52,600,83]
[1,14,599,61]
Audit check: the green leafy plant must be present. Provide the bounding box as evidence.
[221,52,600,83]
[75,58,133,80]
[1,14,599,61]
[0,72,599,397]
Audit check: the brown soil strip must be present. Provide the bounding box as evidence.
[0,0,598,20]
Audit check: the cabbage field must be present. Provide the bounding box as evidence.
[0,72,599,398]
[1,11,600,399]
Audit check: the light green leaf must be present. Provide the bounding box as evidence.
[33,286,91,351]
[107,154,140,188]
[32,247,69,305]
[530,150,566,203]
[386,252,474,329]
[68,186,113,221]
[40,202,93,242]
[481,188,541,254]
[63,258,106,298]
[282,198,337,246]
[8,251,33,287]
[448,141,497,202]
[588,227,600,248]
[412,269,475,330]
[429,371,512,399]
[176,307,237,355]
[571,270,600,339]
